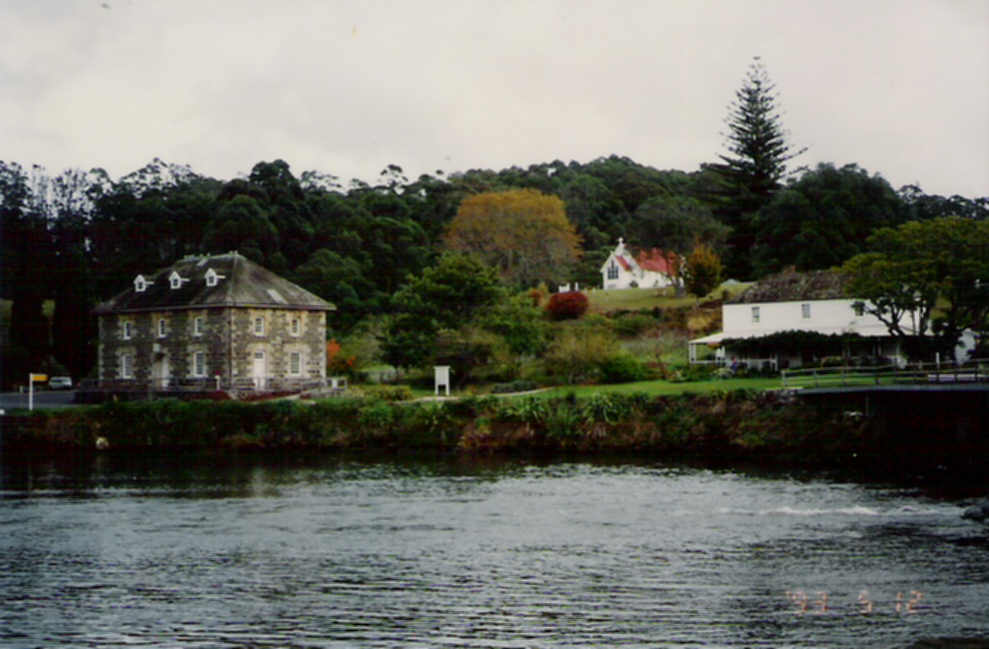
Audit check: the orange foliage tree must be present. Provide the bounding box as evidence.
[443,189,580,288]
[326,339,355,375]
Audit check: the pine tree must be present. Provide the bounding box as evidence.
[707,57,806,279]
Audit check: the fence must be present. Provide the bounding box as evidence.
[780,358,989,390]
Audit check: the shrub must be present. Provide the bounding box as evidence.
[357,400,396,433]
[579,393,638,424]
[544,329,619,384]
[546,291,589,320]
[612,313,657,337]
[668,363,717,382]
[598,353,650,384]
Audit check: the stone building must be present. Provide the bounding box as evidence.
[93,252,334,394]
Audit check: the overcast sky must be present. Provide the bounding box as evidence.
[2,0,986,197]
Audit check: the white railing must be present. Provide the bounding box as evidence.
[781,359,989,390]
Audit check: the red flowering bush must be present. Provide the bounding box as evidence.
[546,291,589,320]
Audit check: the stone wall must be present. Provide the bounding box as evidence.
[97,307,326,392]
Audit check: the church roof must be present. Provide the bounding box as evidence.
[636,248,677,275]
[94,252,335,314]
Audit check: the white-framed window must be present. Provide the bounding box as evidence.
[134,275,148,292]
[158,318,167,338]
[193,351,207,377]
[193,316,204,336]
[801,303,811,319]
[205,268,218,287]
[852,302,865,317]
[607,262,619,280]
[254,316,265,336]
[289,351,302,376]
[290,317,300,336]
[122,320,133,340]
[121,352,133,378]
[751,306,760,323]
[169,270,189,290]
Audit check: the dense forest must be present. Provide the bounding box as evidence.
[2,60,987,385]
[3,154,984,384]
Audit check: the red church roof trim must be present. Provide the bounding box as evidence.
[636,248,677,275]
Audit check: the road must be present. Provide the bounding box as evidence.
[0,390,78,412]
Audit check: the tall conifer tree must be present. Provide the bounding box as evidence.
[708,57,806,279]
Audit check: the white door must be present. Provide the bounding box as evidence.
[152,355,170,389]
[252,350,266,389]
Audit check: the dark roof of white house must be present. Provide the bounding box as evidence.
[728,268,851,304]
[94,252,335,314]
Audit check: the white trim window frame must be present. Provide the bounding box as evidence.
[289,351,302,376]
[121,352,133,379]
[290,317,300,336]
[193,316,204,336]
[193,351,207,377]
[122,320,133,340]
[158,318,167,338]
[801,303,811,319]
[751,306,760,323]
[254,316,265,336]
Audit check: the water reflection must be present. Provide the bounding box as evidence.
[1,452,987,648]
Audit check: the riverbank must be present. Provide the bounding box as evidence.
[3,389,986,483]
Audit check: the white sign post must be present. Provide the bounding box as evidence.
[28,373,47,411]
[434,366,450,397]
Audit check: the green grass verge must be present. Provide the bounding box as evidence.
[523,377,782,399]
[586,281,753,313]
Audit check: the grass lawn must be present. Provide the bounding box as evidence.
[586,281,753,314]
[534,376,782,398]
[587,288,694,312]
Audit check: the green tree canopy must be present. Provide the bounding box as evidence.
[382,253,505,369]
[626,195,729,256]
[842,216,989,358]
[752,163,907,276]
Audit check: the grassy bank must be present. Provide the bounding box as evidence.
[2,390,868,470]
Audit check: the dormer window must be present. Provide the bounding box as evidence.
[204,268,225,287]
[169,271,188,290]
[134,275,149,293]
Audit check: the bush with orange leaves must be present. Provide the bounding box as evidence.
[326,339,356,375]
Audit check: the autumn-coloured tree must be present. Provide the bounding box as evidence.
[683,243,723,298]
[443,189,581,287]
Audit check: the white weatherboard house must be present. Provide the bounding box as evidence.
[601,238,679,290]
[688,269,916,369]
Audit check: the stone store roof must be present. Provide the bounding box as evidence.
[728,268,851,304]
[94,252,335,314]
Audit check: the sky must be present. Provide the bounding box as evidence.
[2,0,987,198]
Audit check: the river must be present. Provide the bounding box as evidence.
[2,453,987,648]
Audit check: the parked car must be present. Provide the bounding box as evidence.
[48,376,73,390]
